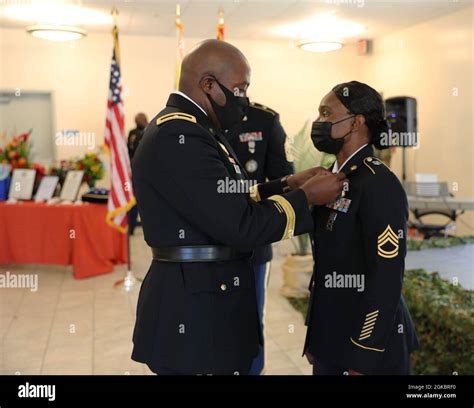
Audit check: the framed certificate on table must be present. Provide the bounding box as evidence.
[35,176,59,201]
[8,169,36,200]
[60,170,84,201]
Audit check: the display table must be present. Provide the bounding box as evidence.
[0,201,127,279]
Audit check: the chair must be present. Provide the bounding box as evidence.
[404,174,461,240]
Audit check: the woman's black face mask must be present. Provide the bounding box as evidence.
[311,115,355,155]
[206,78,249,131]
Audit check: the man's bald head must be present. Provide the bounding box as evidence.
[178,39,251,130]
[179,39,250,93]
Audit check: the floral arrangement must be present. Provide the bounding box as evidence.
[75,152,104,188]
[49,152,104,188]
[0,130,46,186]
[0,131,32,169]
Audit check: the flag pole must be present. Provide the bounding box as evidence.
[114,223,141,292]
[109,6,141,292]
[217,7,225,40]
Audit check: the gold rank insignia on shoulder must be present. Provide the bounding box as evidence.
[156,112,197,126]
[250,102,277,116]
[363,157,376,174]
[377,224,399,258]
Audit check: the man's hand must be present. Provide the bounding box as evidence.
[287,167,332,190]
[300,172,347,205]
[347,369,363,375]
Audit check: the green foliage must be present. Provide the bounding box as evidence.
[403,269,474,375]
[407,236,474,251]
[288,269,474,374]
[289,121,322,256]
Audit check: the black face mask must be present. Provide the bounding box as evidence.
[311,115,355,154]
[206,78,249,131]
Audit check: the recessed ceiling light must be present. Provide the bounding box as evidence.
[26,25,87,42]
[298,40,344,53]
[273,12,365,40]
[4,3,111,26]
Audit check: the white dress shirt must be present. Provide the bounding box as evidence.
[173,91,207,116]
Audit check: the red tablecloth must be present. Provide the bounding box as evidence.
[0,201,127,279]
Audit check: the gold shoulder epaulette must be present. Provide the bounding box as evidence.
[156,112,197,126]
[250,102,277,116]
[363,157,389,174]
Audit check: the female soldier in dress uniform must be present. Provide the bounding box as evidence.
[303,81,419,375]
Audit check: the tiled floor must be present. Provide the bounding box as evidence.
[2,230,472,376]
[0,228,311,375]
[406,244,474,290]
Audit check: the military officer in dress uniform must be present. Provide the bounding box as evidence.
[303,81,419,375]
[131,39,346,375]
[227,102,294,375]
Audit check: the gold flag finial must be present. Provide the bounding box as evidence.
[111,6,119,25]
[218,7,224,23]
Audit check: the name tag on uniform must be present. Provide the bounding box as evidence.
[326,197,352,213]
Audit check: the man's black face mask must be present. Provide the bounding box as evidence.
[206,78,249,131]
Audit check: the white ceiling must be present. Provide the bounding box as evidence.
[0,0,472,42]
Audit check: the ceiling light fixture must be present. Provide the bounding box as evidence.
[26,25,87,42]
[273,12,365,40]
[298,40,344,53]
[4,3,111,26]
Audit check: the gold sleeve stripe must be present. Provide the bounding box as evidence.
[360,327,374,336]
[275,202,285,214]
[273,202,284,214]
[156,112,196,125]
[359,332,373,340]
[249,184,261,202]
[350,337,385,352]
[366,310,379,318]
[363,316,378,325]
[361,323,375,333]
[268,195,295,240]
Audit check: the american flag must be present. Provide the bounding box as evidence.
[104,25,135,233]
